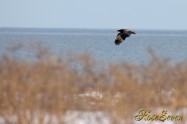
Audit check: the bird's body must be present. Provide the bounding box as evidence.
[115,29,136,45]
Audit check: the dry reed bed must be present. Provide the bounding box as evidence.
[0,47,186,124]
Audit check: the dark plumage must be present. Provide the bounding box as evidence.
[114,29,136,45]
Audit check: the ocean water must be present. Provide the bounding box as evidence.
[0,28,187,64]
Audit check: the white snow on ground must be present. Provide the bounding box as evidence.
[0,110,186,124]
[64,111,110,124]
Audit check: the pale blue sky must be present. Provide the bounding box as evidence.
[0,0,187,30]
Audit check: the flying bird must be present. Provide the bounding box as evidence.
[114,29,136,45]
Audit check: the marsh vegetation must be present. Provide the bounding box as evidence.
[0,44,186,124]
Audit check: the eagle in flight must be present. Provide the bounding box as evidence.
[114,29,136,45]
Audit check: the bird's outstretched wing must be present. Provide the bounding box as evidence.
[128,30,136,34]
[117,29,125,33]
[117,29,136,34]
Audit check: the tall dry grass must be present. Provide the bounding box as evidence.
[0,45,186,124]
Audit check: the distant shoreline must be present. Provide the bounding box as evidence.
[0,27,187,32]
